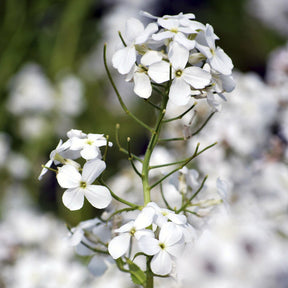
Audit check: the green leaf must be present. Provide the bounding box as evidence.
[126,258,146,286]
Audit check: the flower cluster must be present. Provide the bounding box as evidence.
[38,11,237,288]
[108,202,196,276]
[39,129,112,211]
[112,12,235,108]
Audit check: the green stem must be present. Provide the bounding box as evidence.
[142,107,167,205]
[115,124,143,162]
[177,175,208,213]
[158,137,185,142]
[98,179,138,208]
[150,142,216,190]
[144,99,162,110]
[103,207,139,222]
[127,137,142,177]
[103,44,153,132]
[118,31,127,46]
[145,257,154,288]
[191,112,215,137]
[163,102,197,123]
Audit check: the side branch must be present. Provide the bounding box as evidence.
[115,124,143,163]
[150,142,217,190]
[103,44,153,133]
[99,179,139,208]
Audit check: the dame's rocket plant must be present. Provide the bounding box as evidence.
[39,11,235,288]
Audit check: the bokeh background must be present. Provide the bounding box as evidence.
[0,0,287,287]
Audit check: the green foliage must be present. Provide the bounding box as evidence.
[126,258,147,286]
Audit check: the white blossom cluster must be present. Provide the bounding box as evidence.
[39,129,112,211]
[6,63,85,139]
[112,12,235,109]
[108,202,196,276]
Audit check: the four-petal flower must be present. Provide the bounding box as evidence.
[56,159,112,210]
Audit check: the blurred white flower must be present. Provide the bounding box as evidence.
[7,63,55,115]
[57,75,85,116]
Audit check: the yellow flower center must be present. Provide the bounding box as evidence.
[175,69,183,77]
[80,181,87,188]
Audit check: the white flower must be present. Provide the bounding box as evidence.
[38,140,66,180]
[196,24,233,75]
[69,133,112,160]
[138,222,184,275]
[69,218,101,246]
[149,42,211,105]
[147,202,187,227]
[126,51,163,99]
[38,139,81,180]
[108,206,155,259]
[56,159,112,210]
[112,18,158,75]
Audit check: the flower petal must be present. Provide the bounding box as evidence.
[38,159,53,180]
[210,47,233,75]
[148,61,170,83]
[84,185,112,209]
[159,222,183,246]
[152,30,174,41]
[62,188,84,210]
[151,250,172,275]
[174,32,195,50]
[80,145,100,160]
[125,18,144,42]
[135,22,158,44]
[82,159,106,183]
[57,165,81,188]
[133,72,152,99]
[112,46,136,75]
[115,221,134,233]
[138,236,160,255]
[167,213,187,225]
[134,206,155,229]
[169,78,191,106]
[141,51,163,66]
[108,233,131,259]
[182,66,211,89]
[88,255,108,277]
[168,42,189,70]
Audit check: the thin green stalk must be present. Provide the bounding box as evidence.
[67,226,109,255]
[144,99,162,110]
[191,112,215,137]
[103,207,139,222]
[98,179,138,208]
[115,124,143,162]
[163,102,197,123]
[160,183,172,210]
[158,137,185,142]
[103,44,153,132]
[177,175,208,213]
[150,142,216,190]
[102,135,110,162]
[185,210,202,217]
[118,31,127,46]
[127,137,142,177]
[149,160,184,170]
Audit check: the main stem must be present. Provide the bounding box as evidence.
[142,93,168,288]
[142,95,168,205]
[145,257,154,288]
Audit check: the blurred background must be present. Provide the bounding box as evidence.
[0,0,287,287]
